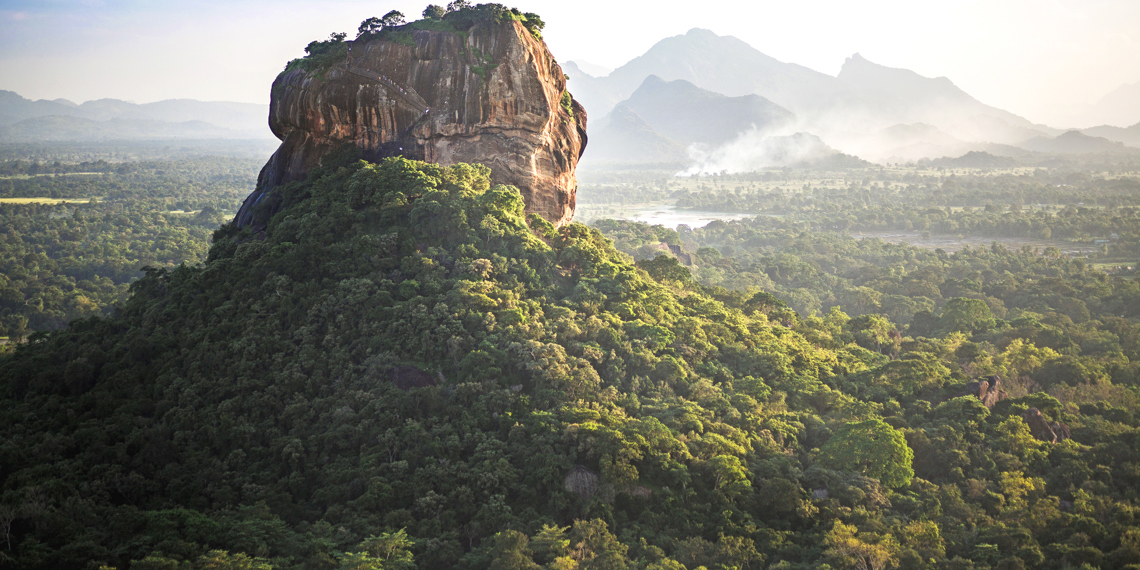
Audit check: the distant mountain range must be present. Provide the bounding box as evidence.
[1071,82,1140,129]
[1020,130,1137,155]
[584,104,689,166]
[1082,122,1140,148]
[583,75,793,166]
[0,91,272,141]
[568,28,1140,168]
[620,76,793,146]
[582,76,863,169]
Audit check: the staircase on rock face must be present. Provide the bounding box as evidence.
[344,66,431,115]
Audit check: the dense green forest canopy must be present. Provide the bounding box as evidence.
[1,152,1139,570]
[0,157,259,337]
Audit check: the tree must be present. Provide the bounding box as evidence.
[996,338,1059,381]
[522,12,545,37]
[847,314,898,354]
[198,551,273,570]
[357,17,383,38]
[876,351,951,397]
[522,13,544,30]
[818,419,914,488]
[825,522,900,570]
[530,525,571,565]
[908,309,940,338]
[357,11,404,39]
[489,530,542,570]
[422,5,446,19]
[940,297,996,334]
[706,455,751,499]
[339,530,416,570]
[569,519,630,570]
[381,10,406,27]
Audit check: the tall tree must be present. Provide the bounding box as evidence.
[819,419,914,488]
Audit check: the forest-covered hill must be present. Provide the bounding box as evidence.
[1,152,1139,570]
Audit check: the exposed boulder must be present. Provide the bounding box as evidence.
[1050,419,1071,442]
[563,464,599,500]
[624,485,652,498]
[236,16,586,231]
[1023,407,1069,443]
[667,243,692,265]
[960,375,1007,408]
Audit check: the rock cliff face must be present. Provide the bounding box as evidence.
[236,19,586,229]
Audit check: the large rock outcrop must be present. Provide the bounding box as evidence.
[1023,407,1070,444]
[236,18,586,229]
[960,375,1007,409]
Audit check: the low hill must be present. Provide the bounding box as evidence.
[923,150,1023,169]
[1083,121,1140,148]
[1019,130,1139,154]
[578,104,689,166]
[581,76,795,167]
[0,155,830,568]
[620,75,793,147]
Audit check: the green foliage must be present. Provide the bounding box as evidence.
[488,530,540,570]
[0,158,254,335]
[568,519,629,570]
[338,530,415,570]
[0,156,843,568]
[818,418,914,488]
[2,155,1140,570]
[285,33,348,74]
[199,551,274,570]
[940,297,997,334]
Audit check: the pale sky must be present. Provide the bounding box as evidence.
[1,0,1138,127]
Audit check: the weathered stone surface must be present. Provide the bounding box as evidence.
[235,19,586,230]
[960,375,1007,408]
[1023,407,1069,443]
[563,464,599,500]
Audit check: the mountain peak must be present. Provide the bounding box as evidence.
[685,28,718,38]
[838,53,907,77]
[838,53,960,95]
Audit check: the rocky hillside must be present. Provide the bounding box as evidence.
[237,8,586,230]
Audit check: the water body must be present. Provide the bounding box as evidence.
[578,202,754,229]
